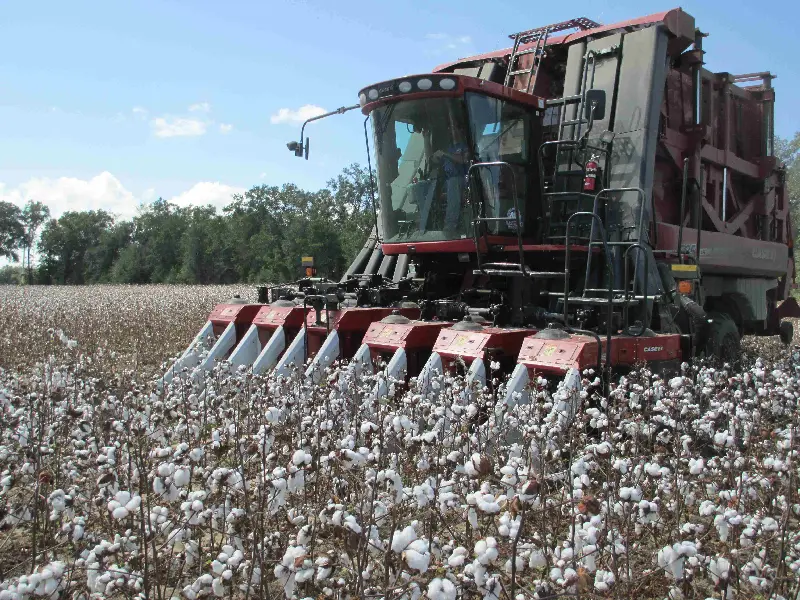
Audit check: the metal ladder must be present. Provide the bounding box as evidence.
[504,17,601,93]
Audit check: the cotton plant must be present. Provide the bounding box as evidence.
[1,300,800,599]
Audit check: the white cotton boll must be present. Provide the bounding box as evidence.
[360,421,378,434]
[529,549,547,569]
[402,539,430,573]
[645,462,662,477]
[688,458,704,475]
[125,495,141,512]
[427,577,456,600]
[212,577,225,597]
[468,508,478,528]
[174,468,190,487]
[112,506,129,520]
[228,550,244,568]
[448,547,468,568]
[391,526,417,553]
[211,560,226,575]
[475,537,499,565]
[344,515,362,533]
[550,567,563,582]
[157,463,174,477]
[594,570,615,592]
[73,523,84,541]
[503,556,525,574]
[189,448,204,462]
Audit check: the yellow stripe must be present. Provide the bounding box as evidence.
[671,264,698,272]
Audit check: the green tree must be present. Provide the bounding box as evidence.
[326,163,375,263]
[0,201,24,261]
[131,199,189,282]
[85,221,133,282]
[20,200,51,283]
[38,210,114,283]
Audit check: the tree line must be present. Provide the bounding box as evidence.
[0,164,374,285]
[1,132,799,286]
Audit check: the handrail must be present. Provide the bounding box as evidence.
[622,243,655,337]
[565,211,614,376]
[676,157,689,263]
[468,161,524,277]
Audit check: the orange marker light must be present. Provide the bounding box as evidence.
[678,280,693,294]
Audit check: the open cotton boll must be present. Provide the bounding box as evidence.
[292,449,312,466]
[427,577,456,600]
[447,546,468,568]
[174,468,191,487]
[402,539,430,573]
[391,525,417,553]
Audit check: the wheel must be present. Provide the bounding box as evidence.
[705,311,741,363]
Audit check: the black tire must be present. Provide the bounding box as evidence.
[705,311,741,364]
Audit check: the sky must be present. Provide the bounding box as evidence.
[0,0,798,222]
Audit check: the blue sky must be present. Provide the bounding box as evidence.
[0,0,797,219]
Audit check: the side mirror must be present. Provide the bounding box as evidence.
[286,141,303,157]
[585,89,606,121]
[286,139,310,159]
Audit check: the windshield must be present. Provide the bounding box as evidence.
[372,97,473,243]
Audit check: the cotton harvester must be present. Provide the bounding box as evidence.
[163,7,799,401]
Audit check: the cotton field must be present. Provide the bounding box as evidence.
[0,285,799,600]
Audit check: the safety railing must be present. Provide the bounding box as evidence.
[565,211,614,374]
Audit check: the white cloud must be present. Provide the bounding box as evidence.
[219,123,233,134]
[188,102,211,113]
[0,174,246,221]
[270,104,327,125]
[132,106,148,117]
[0,172,141,220]
[151,117,208,138]
[168,182,245,211]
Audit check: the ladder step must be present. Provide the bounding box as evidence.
[544,294,640,306]
[478,263,564,279]
[560,119,588,126]
[546,95,582,106]
[476,269,565,279]
[514,48,543,57]
[509,69,535,76]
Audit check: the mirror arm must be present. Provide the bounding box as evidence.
[295,104,361,160]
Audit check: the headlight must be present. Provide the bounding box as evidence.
[359,93,367,106]
[398,81,412,93]
[368,89,379,100]
[439,78,456,90]
[417,78,432,91]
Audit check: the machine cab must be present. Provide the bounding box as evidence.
[360,74,545,253]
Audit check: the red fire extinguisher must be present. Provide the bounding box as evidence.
[583,155,600,192]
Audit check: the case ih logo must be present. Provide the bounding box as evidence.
[644,346,663,352]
